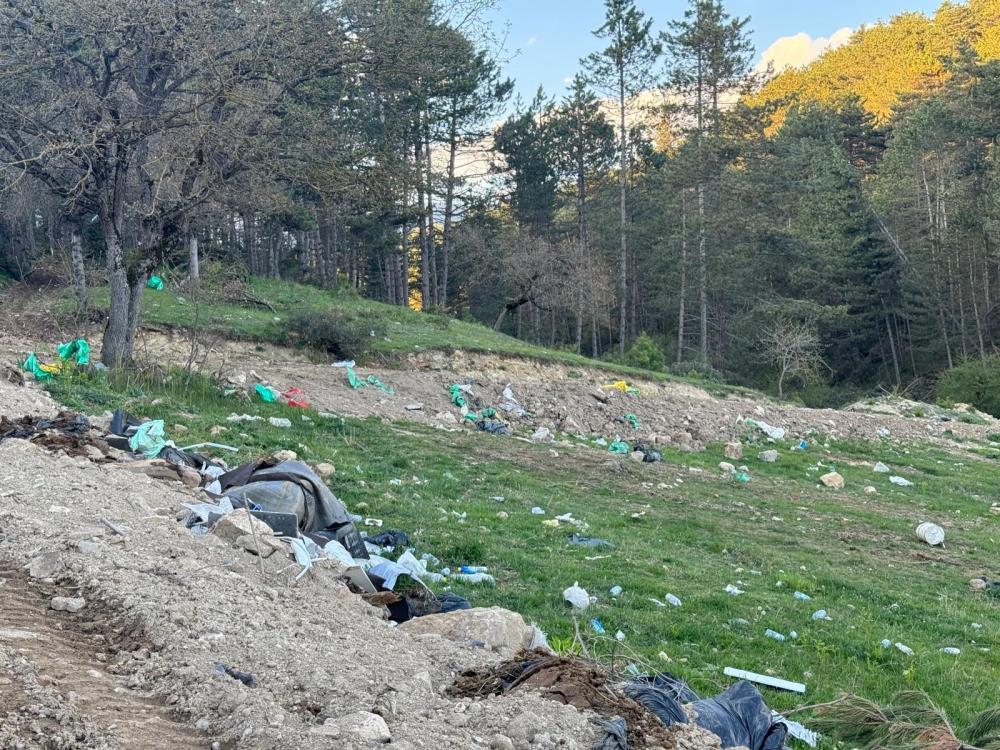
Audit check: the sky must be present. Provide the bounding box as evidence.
[487,0,945,104]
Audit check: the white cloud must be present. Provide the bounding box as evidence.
[757,27,853,75]
[525,36,538,48]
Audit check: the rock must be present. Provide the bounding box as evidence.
[758,450,779,463]
[84,445,106,462]
[561,417,581,433]
[339,711,391,744]
[268,417,292,428]
[224,371,248,387]
[310,719,341,738]
[50,597,86,613]
[591,390,610,404]
[491,736,516,750]
[435,412,458,425]
[273,449,298,462]
[629,451,645,463]
[864,485,878,495]
[718,462,736,475]
[531,427,553,443]
[724,442,743,460]
[209,425,229,436]
[873,462,891,473]
[507,712,541,745]
[315,462,336,478]
[117,460,201,488]
[28,552,63,579]
[820,471,845,489]
[172,424,189,433]
[405,403,424,411]
[214,509,283,558]
[75,541,104,556]
[398,607,537,658]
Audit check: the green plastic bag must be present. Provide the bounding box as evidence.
[147,276,164,291]
[129,420,167,458]
[624,414,640,429]
[346,368,365,389]
[57,339,90,366]
[254,383,280,403]
[608,440,630,454]
[22,353,53,381]
[366,374,394,394]
[449,384,467,408]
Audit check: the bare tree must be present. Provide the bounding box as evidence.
[759,320,825,399]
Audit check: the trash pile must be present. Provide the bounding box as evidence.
[21,338,92,381]
[450,651,798,750]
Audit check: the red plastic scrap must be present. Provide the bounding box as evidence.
[283,387,310,408]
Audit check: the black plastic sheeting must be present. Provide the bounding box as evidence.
[623,675,787,750]
[593,717,628,750]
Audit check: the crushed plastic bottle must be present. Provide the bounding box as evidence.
[881,639,893,648]
[460,565,488,574]
[895,642,914,656]
[729,618,750,627]
[725,584,745,596]
[590,619,606,634]
[765,629,787,641]
[615,630,625,642]
[664,593,682,607]
[812,609,831,621]
[531,507,545,515]
[794,591,812,601]
[610,585,623,597]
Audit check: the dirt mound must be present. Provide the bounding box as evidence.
[450,652,722,749]
[0,425,599,749]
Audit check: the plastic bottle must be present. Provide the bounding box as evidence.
[764,629,786,641]
[460,565,488,574]
[793,591,812,601]
[664,593,682,607]
[452,572,495,584]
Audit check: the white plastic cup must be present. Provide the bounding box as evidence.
[916,522,945,546]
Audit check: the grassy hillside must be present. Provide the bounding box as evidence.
[75,277,722,385]
[750,0,1000,126]
[47,367,1000,734]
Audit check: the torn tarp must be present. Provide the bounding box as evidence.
[498,384,527,417]
[624,675,787,750]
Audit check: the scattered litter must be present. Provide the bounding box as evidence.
[793,591,812,601]
[146,275,165,290]
[940,647,961,655]
[791,439,809,451]
[729,618,750,627]
[531,426,553,443]
[451,571,495,584]
[623,414,640,429]
[608,440,630,454]
[745,418,786,441]
[477,419,511,436]
[723,667,806,694]
[725,584,744,596]
[563,582,590,610]
[542,519,560,528]
[758,449,779,463]
[615,630,625,642]
[895,642,914,656]
[881,639,892,648]
[610,586,623,597]
[531,507,545,515]
[179,442,239,453]
[648,597,666,608]
[590,618,606,635]
[498,384,527,417]
[226,413,263,422]
[764,629,786,641]
[268,417,292,428]
[601,380,640,395]
[890,475,913,487]
[873,462,891,473]
[812,610,831,621]
[774,714,818,746]
[916,522,945,546]
[129,420,170,458]
[664,593,681,607]
[569,534,612,548]
[363,518,383,528]
[331,360,356,368]
[254,384,281,403]
[282,387,310,408]
[215,663,256,688]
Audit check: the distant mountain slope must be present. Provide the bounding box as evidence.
[750,0,1000,123]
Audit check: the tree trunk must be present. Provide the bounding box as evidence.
[69,225,88,314]
[697,182,708,365]
[884,314,901,387]
[677,192,687,365]
[617,64,628,358]
[188,232,200,282]
[442,104,459,306]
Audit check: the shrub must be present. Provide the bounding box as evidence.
[624,333,666,371]
[669,360,724,382]
[937,356,1000,418]
[288,311,385,360]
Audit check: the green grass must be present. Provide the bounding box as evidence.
[64,278,742,392]
[45,368,1000,738]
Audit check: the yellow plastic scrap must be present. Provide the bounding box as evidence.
[39,361,62,375]
[601,380,640,395]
